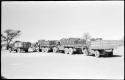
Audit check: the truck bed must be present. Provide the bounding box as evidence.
[14,42,31,49]
[90,40,122,49]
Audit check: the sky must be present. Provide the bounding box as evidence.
[2,1,124,43]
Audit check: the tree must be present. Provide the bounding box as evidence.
[82,33,91,42]
[2,29,21,50]
[82,33,92,54]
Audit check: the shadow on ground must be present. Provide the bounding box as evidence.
[88,54,123,58]
[101,55,122,58]
[10,51,32,53]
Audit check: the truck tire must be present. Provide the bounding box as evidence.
[9,48,12,53]
[83,49,89,56]
[25,49,28,52]
[42,47,45,53]
[39,49,42,52]
[95,50,100,58]
[79,49,83,54]
[64,48,69,54]
[89,50,95,55]
[17,48,21,53]
[53,47,58,53]
[69,48,73,55]
[36,48,39,52]
[82,49,84,54]
[45,48,49,53]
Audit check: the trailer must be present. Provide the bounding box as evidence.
[55,38,86,54]
[38,38,122,57]
[38,38,86,54]
[9,41,31,53]
[85,40,121,57]
[38,40,58,53]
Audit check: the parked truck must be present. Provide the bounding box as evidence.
[86,40,122,57]
[54,38,86,54]
[9,41,31,53]
[38,38,122,57]
[38,40,59,53]
[38,38,86,54]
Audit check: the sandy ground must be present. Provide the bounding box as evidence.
[1,46,124,79]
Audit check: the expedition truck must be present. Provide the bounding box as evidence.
[83,40,122,57]
[56,39,122,57]
[9,41,31,53]
[53,38,86,54]
[38,38,122,57]
[38,40,59,53]
[38,38,86,54]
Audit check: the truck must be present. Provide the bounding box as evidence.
[38,38,86,54]
[38,38,122,57]
[55,38,86,54]
[9,41,31,53]
[86,40,122,57]
[38,40,59,53]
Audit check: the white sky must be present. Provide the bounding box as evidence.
[2,1,124,43]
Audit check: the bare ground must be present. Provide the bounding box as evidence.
[1,46,124,79]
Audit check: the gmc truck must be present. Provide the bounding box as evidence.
[9,41,31,53]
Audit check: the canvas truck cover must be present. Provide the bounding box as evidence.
[38,40,58,46]
[38,40,50,46]
[38,40,45,44]
[14,41,22,47]
[22,42,31,49]
[59,38,85,47]
[14,41,31,48]
[90,40,122,49]
[60,38,79,46]
[48,40,59,46]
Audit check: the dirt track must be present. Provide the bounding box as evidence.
[1,46,124,79]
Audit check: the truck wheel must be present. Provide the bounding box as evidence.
[42,47,45,53]
[17,48,21,53]
[82,49,84,54]
[16,50,17,52]
[95,50,100,57]
[45,48,49,53]
[36,48,39,52]
[79,49,83,54]
[90,50,95,55]
[64,48,69,54]
[33,48,36,52]
[9,48,12,53]
[53,47,58,53]
[69,48,73,55]
[25,49,28,52]
[39,49,42,52]
[83,49,89,56]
